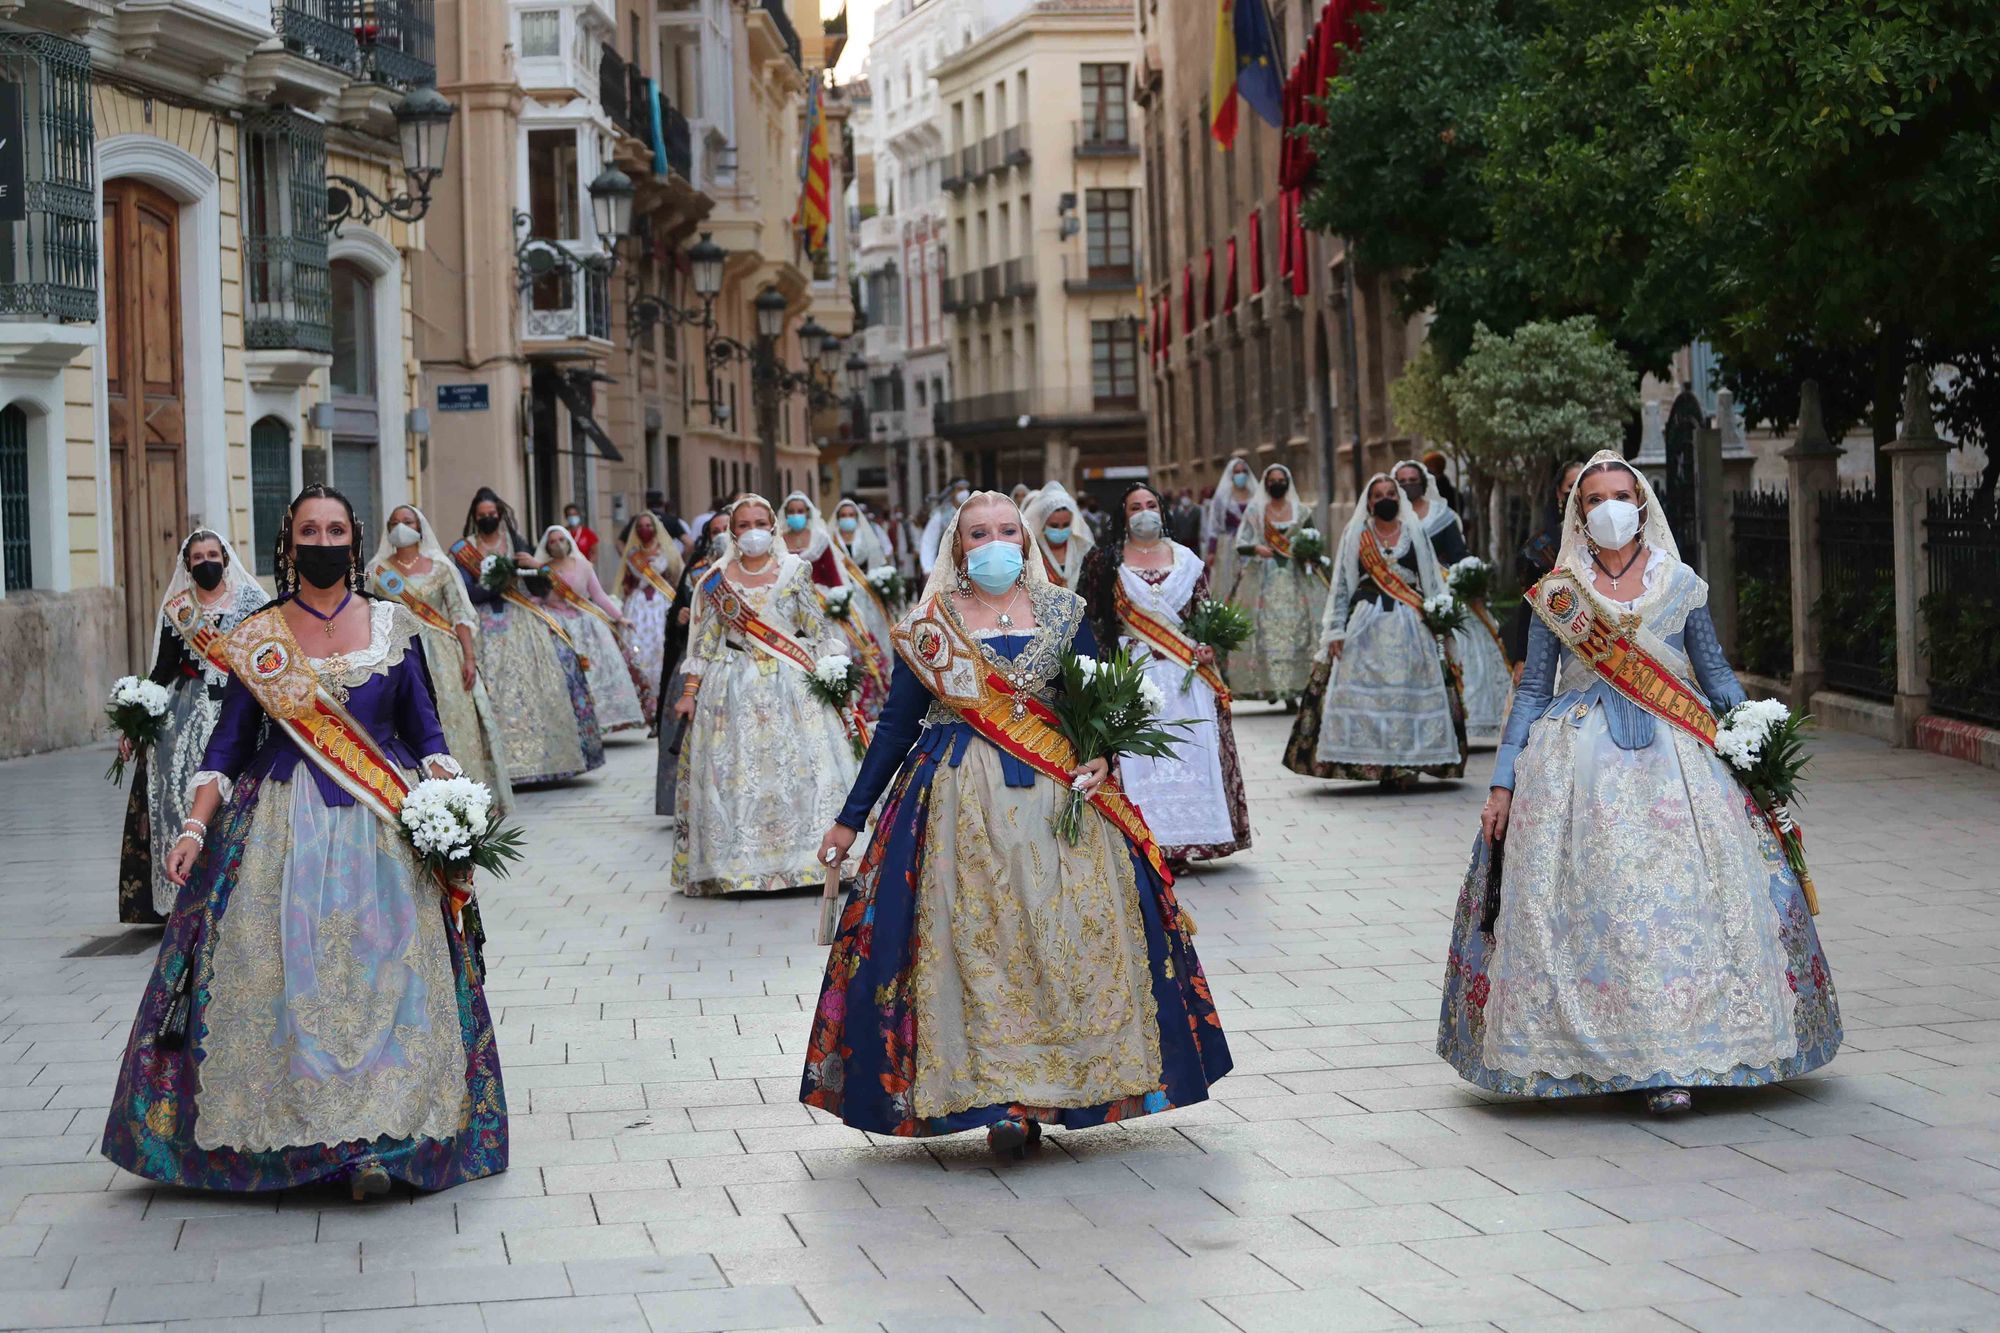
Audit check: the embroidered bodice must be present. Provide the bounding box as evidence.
[196,601,450,808]
[1492,560,1745,791]
[149,583,267,693]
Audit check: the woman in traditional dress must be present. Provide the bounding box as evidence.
[831,497,891,572]
[1440,453,1840,1114]
[117,530,268,924]
[1203,455,1254,591]
[1502,458,1585,668]
[366,506,512,813]
[618,512,680,723]
[1395,459,1511,740]
[1023,482,1095,591]
[450,488,602,784]
[536,525,647,735]
[1083,483,1250,868]
[1229,464,1321,704]
[102,483,506,1198]
[1285,474,1466,787]
[670,496,861,896]
[655,511,729,819]
[805,491,1231,1156]
[780,490,891,716]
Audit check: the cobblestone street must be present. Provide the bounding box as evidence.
[4,709,2000,1331]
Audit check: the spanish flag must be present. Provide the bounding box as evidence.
[795,75,831,256]
[1210,0,1284,148]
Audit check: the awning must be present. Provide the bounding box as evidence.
[538,368,623,462]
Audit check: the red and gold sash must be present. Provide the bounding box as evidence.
[1263,513,1294,559]
[369,565,461,638]
[163,590,237,677]
[451,540,587,667]
[625,546,677,600]
[549,572,619,626]
[700,567,871,744]
[891,600,1173,885]
[221,608,473,923]
[1357,529,1426,616]
[1525,570,1717,746]
[1114,576,1230,703]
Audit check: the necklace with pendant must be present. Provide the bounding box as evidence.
[296,589,354,637]
[972,584,1023,630]
[1593,544,1645,594]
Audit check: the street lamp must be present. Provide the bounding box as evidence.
[845,353,868,397]
[688,232,726,298]
[819,335,844,378]
[326,84,458,231]
[588,166,636,251]
[754,286,789,340]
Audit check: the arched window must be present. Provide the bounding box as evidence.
[250,416,293,575]
[0,405,29,591]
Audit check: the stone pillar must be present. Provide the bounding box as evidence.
[1716,387,1758,493]
[1783,381,1842,710]
[1885,365,1951,746]
[1696,423,1735,657]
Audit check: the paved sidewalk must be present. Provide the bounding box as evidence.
[3,710,2000,1332]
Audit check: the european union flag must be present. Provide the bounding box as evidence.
[1234,0,1284,130]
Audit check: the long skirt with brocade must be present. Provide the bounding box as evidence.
[560,608,646,734]
[118,677,224,924]
[1454,609,1513,740]
[1226,555,1319,701]
[477,604,601,783]
[1285,600,1467,782]
[671,649,859,896]
[622,584,672,724]
[405,619,513,816]
[101,774,506,1191]
[802,726,1232,1136]
[1437,709,1840,1096]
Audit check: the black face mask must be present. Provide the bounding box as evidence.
[1400,480,1425,501]
[294,543,352,590]
[1371,498,1400,521]
[474,514,502,535]
[189,560,226,591]
[1266,479,1290,499]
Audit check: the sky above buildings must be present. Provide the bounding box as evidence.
[832,0,875,81]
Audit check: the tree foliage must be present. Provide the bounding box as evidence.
[1444,318,1636,488]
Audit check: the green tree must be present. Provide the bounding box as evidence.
[1445,316,1634,489]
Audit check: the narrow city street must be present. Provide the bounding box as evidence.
[3,710,1999,1331]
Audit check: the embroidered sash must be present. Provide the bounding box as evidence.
[838,548,894,622]
[221,608,473,922]
[1262,512,1295,559]
[1526,569,1818,914]
[625,547,677,600]
[891,601,1173,885]
[549,572,620,626]
[450,540,587,667]
[1356,529,1426,615]
[163,590,237,676]
[701,567,871,744]
[1114,577,1230,703]
[370,566,461,638]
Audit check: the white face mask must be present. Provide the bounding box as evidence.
[736,528,775,557]
[1585,498,1642,549]
[1127,510,1164,541]
[389,522,421,549]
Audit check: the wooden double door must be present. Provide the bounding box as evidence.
[103,179,188,670]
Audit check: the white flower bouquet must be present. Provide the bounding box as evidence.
[105,675,173,785]
[1447,556,1493,602]
[1049,646,1195,845]
[822,586,855,621]
[399,776,527,882]
[1715,700,1817,907]
[806,653,868,757]
[1288,526,1329,569]
[1421,591,1467,638]
[477,552,517,595]
[867,565,907,606]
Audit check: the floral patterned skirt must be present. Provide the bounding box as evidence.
[800,725,1232,1137]
[101,774,507,1192]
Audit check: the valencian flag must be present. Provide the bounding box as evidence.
[1210,0,1285,148]
[795,75,831,255]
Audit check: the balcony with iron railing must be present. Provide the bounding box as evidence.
[524,263,612,345]
[243,109,332,353]
[756,0,802,69]
[355,0,434,87]
[1074,118,1135,157]
[0,34,96,326]
[599,44,629,129]
[934,386,1146,436]
[275,0,360,73]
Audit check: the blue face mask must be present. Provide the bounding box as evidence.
[965,540,1023,594]
[837,516,859,534]
[1044,524,1071,545]
[785,513,809,532]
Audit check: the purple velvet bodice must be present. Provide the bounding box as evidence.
[200,619,449,807]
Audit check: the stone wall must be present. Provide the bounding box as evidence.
[0,588,126,759]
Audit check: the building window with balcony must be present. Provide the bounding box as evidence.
[1080,63,1129,149]
[244,111,331,354]
[1086,189,1135,283]
[519,9,560,58]
[359,0,438,88]
[330,262,382,542]
[1092,319,1139,409]
[0,35,94,324]
[865,264,902,328]
[0,405,30,591]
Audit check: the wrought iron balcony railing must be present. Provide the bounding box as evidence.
[0,34,95,324]
[243,110,333,353]
[275,0,359,73]
[357,0,435,88]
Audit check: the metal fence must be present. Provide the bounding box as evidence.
[1730,486,1792,679]
[0,34,95,324]
[1923,485,2000,726]
[1815,482,1896,701]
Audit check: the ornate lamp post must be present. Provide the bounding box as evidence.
[326,85,458,231]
